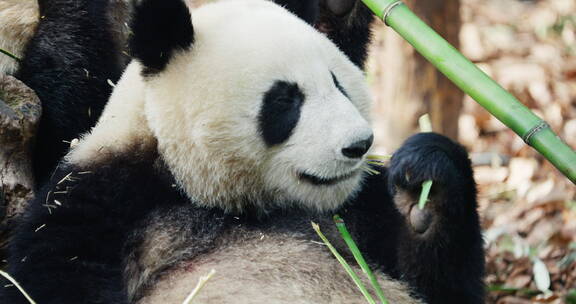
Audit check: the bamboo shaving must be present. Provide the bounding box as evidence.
[0,270,37,304]
[181,269,216,304]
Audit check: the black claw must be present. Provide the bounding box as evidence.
[409,205,433,234]
[389,133,474,191]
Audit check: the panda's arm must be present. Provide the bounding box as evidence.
[343,133,485,304]
[16,0,125,186]
[270,0,375,68]
[0,156,183,304]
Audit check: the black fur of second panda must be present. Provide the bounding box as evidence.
[1,0,485,303]
[16,0,127,186]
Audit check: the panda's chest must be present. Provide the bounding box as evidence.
[125,209,342,302]
[129,210,418,304]
[136,230,369,304]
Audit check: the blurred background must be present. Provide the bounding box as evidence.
[367,0,575,302]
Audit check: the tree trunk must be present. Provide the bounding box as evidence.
[0,74,41,256]
[370,0,463,152]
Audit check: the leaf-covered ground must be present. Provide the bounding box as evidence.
[461,0,575,302]
[371,0,576,302]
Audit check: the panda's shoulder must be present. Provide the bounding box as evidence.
[39,150,184,217]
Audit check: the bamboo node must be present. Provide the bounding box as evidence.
[522,121,550,145]
[381,0,404,26]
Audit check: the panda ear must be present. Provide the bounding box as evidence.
[129,0,194,75]
[272,0,320,25]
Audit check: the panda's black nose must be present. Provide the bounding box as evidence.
[342,135,374,159]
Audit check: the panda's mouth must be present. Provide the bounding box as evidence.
[299,169,359,186]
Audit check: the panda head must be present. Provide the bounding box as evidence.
[127,0,374,213]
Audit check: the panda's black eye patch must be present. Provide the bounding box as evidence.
[331,72,349,98]
[259,81,305,146]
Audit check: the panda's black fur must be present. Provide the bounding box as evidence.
[0,0,485,303]
[129,0,195,75]
[18,0,128,186]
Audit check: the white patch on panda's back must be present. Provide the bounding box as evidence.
[66,61,156,166]
[137,230,422,304]
[0,0,38,75]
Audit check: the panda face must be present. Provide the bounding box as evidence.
[258,71,373,212]
[138,0,374,213]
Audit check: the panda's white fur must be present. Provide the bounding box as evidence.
[0,0,38,75]
[66,61,155,164]
[70,0,373,214]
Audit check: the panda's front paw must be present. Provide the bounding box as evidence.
[321,0,357,16]
[388,133,475,235]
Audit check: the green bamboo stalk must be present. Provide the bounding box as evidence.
[0,48,21,62]
[361,0,576,184]
[418,114,433,209]
[418,180,433,210]
[311,222,376,304]
[333,215,389,304]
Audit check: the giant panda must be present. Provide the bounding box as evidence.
[0,0,486,303]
